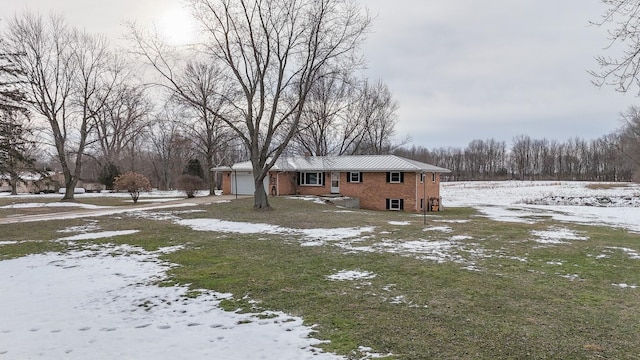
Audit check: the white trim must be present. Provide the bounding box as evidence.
[389,172,401,183]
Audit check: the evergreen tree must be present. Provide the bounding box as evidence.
[98,163,120,190]
[1,40,36,194]
[183,158,204,179]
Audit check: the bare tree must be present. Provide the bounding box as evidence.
[354,80,402,154]
[591,0,640,94]
[292,75,402,156]
[291,71,353,155]
[173,61,234,194]
[129,0,370,209]
[90,78,152,174]
[618,106,640,170]
[145,105,197,190]
[4,13,119,199]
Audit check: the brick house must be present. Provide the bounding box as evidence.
[214,155,450,212]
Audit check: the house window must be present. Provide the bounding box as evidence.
[432,173,436,182]
[420,173,425,183]
[348,172,362,183]
[387,172,403,183]
[386,198,404,211]
[420,198,424,209]
[299,172,324,186]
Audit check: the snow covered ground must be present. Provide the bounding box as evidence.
[442,181,640,233]
[0,242,340,360]
[1,181,639,359]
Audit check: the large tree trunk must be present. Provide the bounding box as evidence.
[206,157,215,196]
[253,183,270,210]
[252,162,270,210]
[62,175,79,201]
[10,177,17,195]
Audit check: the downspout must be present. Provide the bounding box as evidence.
[415,173,419,212]
[234,168,238,200]
[423,171,427,225]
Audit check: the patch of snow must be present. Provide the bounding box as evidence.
[177,219,287,234]
[327,270,376,281]
[423,226,452,233]
[558,273,581,281]
[0,202,110,210]
[462,265,482,272]
[375,240,458,264]
[357,346,394,359]
[286,196,327,205]
[612,283,638,289]
[605,247,640,260]
[389,295,406,304]
[58,221,101,234]
[434,219,470,224]
[175,218,374,247]
[531,227,588,245]
[1,203,198,224]
[0,241,18,246]
[0,244,344,359]
[388,221,410,226]
[299,227,374,245]
[123,198,183,203]
[450,235,472,241]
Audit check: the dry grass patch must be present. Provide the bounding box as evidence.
[584,183,630,190]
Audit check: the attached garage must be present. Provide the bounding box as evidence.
[231,171,268,195]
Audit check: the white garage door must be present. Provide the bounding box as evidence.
[231,172,268,195]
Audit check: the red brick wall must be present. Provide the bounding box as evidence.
[275,172,297,196]
[221,170,443,212]
[220,172,231,195]
[291,171,442,212]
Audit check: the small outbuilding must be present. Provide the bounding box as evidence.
[213,155,450,212]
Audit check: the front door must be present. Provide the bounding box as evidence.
[330,172,340,194]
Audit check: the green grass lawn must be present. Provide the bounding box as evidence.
[1,196,639,359]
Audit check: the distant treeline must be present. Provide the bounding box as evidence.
[395,129,640,182]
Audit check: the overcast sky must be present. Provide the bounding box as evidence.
[1,0,635,148]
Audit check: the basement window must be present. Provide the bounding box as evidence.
[386,199,404,211]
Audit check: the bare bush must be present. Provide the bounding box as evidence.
[176,174,204,198]
[114,172,152,203]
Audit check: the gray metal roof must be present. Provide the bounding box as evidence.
[225,155,450,173]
